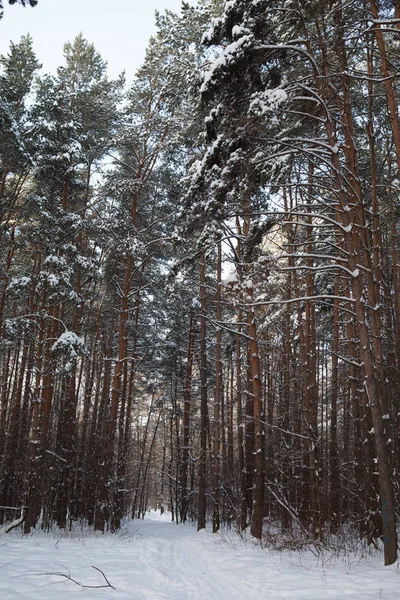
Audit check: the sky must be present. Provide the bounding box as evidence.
[0,0,189,83]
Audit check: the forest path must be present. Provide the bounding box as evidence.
[0,511,399,599]
[130,516,247,599]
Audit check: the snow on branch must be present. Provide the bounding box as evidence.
[240,295,356,309]
[51,331,86,360]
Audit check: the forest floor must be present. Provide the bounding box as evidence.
[0,511,399,599]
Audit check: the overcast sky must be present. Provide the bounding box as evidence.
[0,0,189,83]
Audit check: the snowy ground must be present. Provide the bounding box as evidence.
[0,512,399,599]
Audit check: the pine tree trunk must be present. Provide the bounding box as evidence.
[180,310,194,523]
[212,242,222,533]
[197,252,207,531]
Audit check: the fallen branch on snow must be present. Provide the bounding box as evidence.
[41,565,116,589]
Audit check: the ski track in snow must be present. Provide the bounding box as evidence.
[0,512,399,599]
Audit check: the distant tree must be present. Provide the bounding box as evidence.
[0,35,40,226]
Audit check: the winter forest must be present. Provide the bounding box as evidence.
[2,0,400,575]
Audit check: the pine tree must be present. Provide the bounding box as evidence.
[187,0,398,561]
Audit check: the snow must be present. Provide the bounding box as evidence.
[7,277,31,290]
[223,271,239,285]
[249,88,288,116]
[232,25,250,38]
[0,513,399,599]
[44,255,68,268]
[192,297,201,308]
[43,273,60,287]
[200,35,253,94]
[51,330,85,357]
[201,16,222,45]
